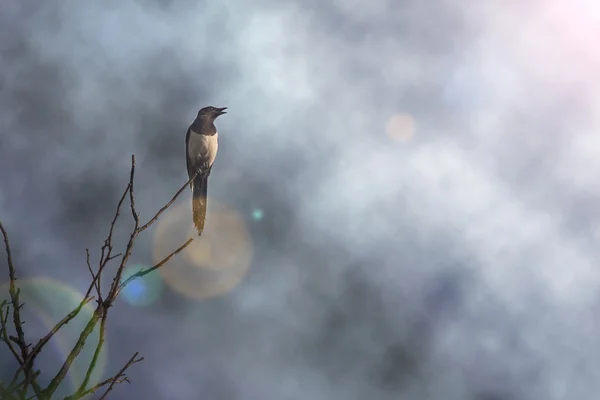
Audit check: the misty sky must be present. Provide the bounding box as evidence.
[2,0,600,399]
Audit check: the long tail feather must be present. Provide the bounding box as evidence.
[191,173,209,236]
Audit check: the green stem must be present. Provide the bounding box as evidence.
[68,313,107,399]
[42,308,102,398]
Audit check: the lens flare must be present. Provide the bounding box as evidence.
[252,208,264,221]
[153,199,253,300]
[386,113,415,142]
[0,277,107,397]
[120,263,164,307]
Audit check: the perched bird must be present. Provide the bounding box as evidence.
[185,106,227,235]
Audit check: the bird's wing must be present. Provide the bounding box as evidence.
[185,127,193,179]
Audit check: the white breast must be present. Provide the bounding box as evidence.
[188,130,219,168]
[202,132,219,166]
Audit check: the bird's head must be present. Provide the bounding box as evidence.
[197,106,227,121]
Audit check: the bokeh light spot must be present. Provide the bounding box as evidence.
[120,263,163,307]
[252,208,264,221]
[386,113,416,142]
[153,199,253,300]
[0,277,107,397]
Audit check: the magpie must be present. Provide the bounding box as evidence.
[185,106,227,235]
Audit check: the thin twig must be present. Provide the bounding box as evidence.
[128,154,140,226]
[1,301,23,364]
[117,237,194,296]
[0,221,16,286]
[106,252,122,262]
[105,181,131,255]
[66,352,144,399]
[137,169,199,234]
[85,249,100,296]
[106,156,139,304]
[93,180,131,301]
[98,352,143,400]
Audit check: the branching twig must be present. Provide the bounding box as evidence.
[117,237,194,296]
[0,222,27,358]
[106,157,197,304]
[1,300,23,364]
[98,352,143,400]
[106,156,140,305]
[65,351,143,400]
[1,222,44,399]
[85,248,101,298]
[93,180,131,302]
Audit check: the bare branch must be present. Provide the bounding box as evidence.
[0,222,16,284]
[0,222,43,398]
[92,179,131,301]
[117,237,194,296]
[71,352,143,399]
[26,296,94,364]
[70,312,108,398]
[128,154,140,226]
[85,249,100,296]
[106,156,139,304]
[0,222,41,391]
[0,222,27,358]
[104,181,131,259]
[0,301,22,364]
[137,169,199,234]
[98,352,144,400]
[43,309,102,397]
[106,252,122,262]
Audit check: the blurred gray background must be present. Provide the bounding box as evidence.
[1,0,600,399]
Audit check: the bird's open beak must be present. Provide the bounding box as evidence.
[216,107,227,116]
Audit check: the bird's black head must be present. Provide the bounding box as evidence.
[197,106,227,120]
